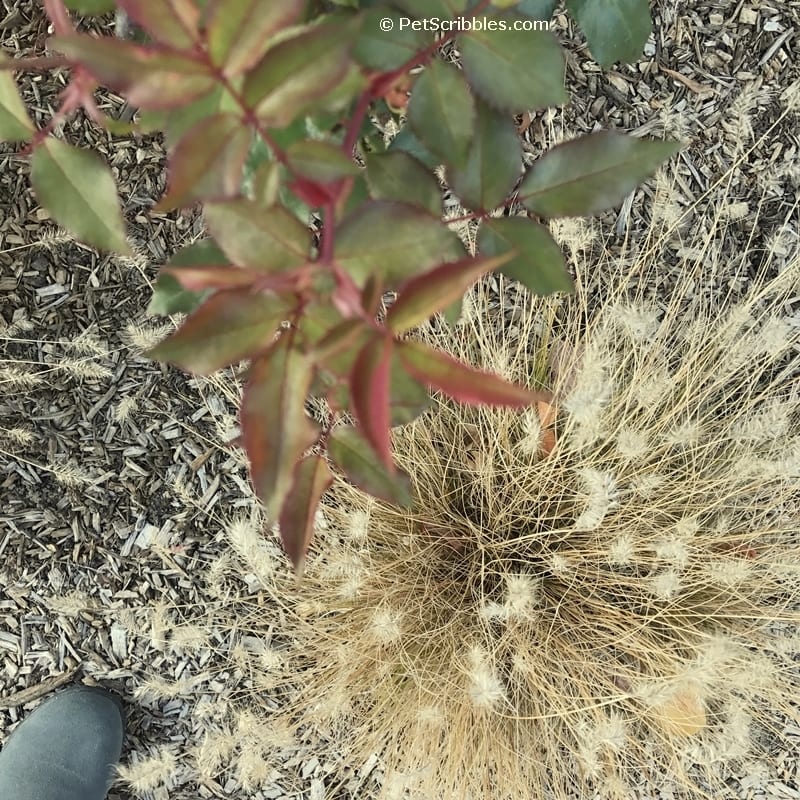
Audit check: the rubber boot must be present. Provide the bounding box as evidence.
[0,685,125,800]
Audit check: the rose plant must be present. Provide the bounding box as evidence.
[0,0,679,569]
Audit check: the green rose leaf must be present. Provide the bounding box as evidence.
[63,0,116,13]
[387,125,440,170]
[517,0,557,18]
[286,139,361,184]
[353,8,431,71]
[365,151,442,216]
[336,172,370,222]
[203,198,311,271]
[388,349,433,426]
[459,12,567,114]
[407,58,475,170]
[447,97,522,211]
[31,138,131,255]
[566,0,652,67]
[0,67,35,142]
[518,131,681,217]
[441,296,464,327]
[147,238,229,317]
[478,217,573,295]
[391,0,471,18]
[147,273,211,318]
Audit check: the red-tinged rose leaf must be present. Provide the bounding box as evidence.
[49,35,216,110]
[310,321,374,384]
[287,178,336,208]
[278,454,333,572]
[145,288,291,375]
[398,339,552,408]
[336,172,369,221]
[0,56,64,72]
[117,0,200,49]
[242,19,359,128]
[327,425,413,507]
[315,61,368,119]
[361,274,384,317]
[206,0,306,76]
[31,138,131,255]
[161,265,290,292]
[203,198,311,271]
[351,335,394,471]
[154,113,252,211]
[335,200,465,288]
[241,340,319,521]
[387,251,516,334]
[286,139,361,184]
[310,318,369,362]
[145,85,229,153]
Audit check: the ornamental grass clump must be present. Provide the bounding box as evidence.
[196,172,800,798]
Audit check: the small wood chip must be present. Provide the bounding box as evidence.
[660,66,716,95]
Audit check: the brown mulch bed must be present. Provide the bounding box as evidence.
[1,1,799,798]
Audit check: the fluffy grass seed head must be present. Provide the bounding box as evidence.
[114,746,179,796]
